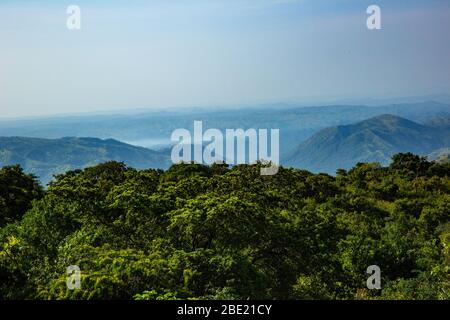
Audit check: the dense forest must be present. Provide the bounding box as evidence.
[0,153,449,300]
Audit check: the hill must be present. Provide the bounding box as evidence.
[0,137,171,184]
[286,114,450,174]
[1,102,449,157]
[424,113,450,128]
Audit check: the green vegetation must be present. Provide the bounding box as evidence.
[0,153,449,300]
[0,137,170,185]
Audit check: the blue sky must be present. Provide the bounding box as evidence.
[1,0,449,117]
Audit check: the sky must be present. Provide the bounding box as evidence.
[0,0,450,118]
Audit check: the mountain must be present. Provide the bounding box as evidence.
[0,102,449,158]
[0,137,171,184]
[424,113,450,128]
[1,102,449,181]
[286,114,450,174]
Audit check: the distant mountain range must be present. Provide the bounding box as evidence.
[1,101,449,157]
[0,137,171,184]
[0,102,449,182]
[285,114,450,173]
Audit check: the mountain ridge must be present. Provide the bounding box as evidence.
[0,137,171,184]
[1,102,448,156]
[286,114,450,174]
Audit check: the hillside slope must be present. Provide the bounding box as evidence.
[286,114,450,173]
[0,137,171,184]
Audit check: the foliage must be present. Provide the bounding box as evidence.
[0,154,449,300]
[0,165,43,227]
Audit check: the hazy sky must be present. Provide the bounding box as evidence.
[1,0,450,118]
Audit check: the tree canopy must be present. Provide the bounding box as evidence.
[0,154,449,300]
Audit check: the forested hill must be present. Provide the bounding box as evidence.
[287,114,450,173]
[0,154,449,300]
[0,137,171,184]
